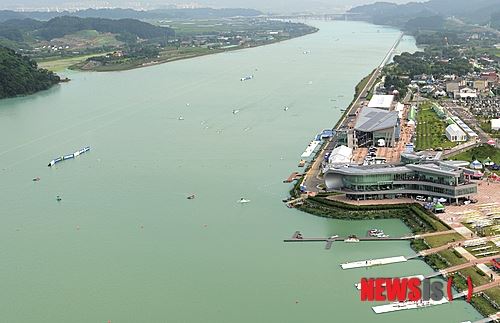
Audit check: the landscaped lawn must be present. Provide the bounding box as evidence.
[438,249,468,266]
[425,233,464,248]
[415,102,458,151]
[451,144,500,164]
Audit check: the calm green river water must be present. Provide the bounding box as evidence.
[0,21,482,322]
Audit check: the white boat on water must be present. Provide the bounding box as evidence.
[240,75,254,81]
[369,229,389,238]
[238,198,251,204]
[283,106,289,111]
[345,235,360,243]
[178,116,185,120]
[232,109,240,114]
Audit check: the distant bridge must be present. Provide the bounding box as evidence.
[268,13,365,21]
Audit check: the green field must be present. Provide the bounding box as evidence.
[37,53,110,71]
[415,102,457,151]
[425,232,464,248]
[451,144,500,164]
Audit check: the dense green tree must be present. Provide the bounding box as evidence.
[0,45,60,99]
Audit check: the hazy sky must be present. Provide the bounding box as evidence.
[0,0,424,13]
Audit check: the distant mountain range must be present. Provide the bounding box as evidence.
[0,8,263,22]
[0,16,174,42]
[349,0,500,30]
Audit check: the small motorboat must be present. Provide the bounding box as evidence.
[283,106,289,111]
[238,198,251,204]
[232,109,240,114]
[187,194,196,200]
[344,235,359,243]
[32,177,40,182]
[369,229,389,238]
[178,116,185,121]
[56,195,62,202]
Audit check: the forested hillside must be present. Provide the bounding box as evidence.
[0,45,60,99]
[0,16,174,42]
[349,0,500,30]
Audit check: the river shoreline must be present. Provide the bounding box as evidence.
[47,27,320,73]
[2,21,483,322]
[288,65,498,319]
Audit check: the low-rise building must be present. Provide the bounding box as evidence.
[453,87,477,99]
[473,79,488,92]
[324,162,477,203]
[353,107,400,148]
[367,95,394,110]
[491,119,500,131]
[446,78,465,93]
[445,124,467,142]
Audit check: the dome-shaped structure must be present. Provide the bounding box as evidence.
[470,160,483,170]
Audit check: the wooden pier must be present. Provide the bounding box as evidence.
[283,172,302,183]
[284,231,414,244]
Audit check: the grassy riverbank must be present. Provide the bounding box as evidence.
[66,26,318,72]
[297,194,449,234]
[37,53,109,72]
[70,32,318,72]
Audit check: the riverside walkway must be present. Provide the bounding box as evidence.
[340,244,498,270]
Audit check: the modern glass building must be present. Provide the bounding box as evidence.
[324,162,477,203]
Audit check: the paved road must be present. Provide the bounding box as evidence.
[440,255,499,274]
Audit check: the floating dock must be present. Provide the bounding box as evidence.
[301,141,321,158]
[283,172,302,183]
[372,298,449,314]
[48,146,90,167]
[341,256,408,270]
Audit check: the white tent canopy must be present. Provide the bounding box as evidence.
[328,145,353,165]
[491,119,500,131]
[470,160,483,170]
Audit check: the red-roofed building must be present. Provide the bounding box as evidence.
[481,71,498,83]
[493,258,500,271]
